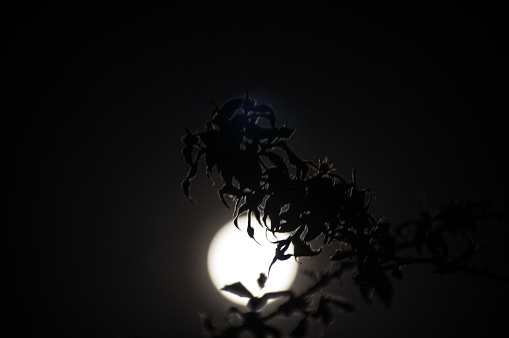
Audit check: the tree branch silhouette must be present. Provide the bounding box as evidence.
[183,92,508,337]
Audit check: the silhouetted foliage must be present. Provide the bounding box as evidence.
[183,93,508,337]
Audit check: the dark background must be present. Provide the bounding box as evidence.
[9,3,508,337]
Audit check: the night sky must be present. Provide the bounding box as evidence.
[10,4,508,337]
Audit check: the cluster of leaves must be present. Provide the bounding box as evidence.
[182,93,388,275]
[183,94,507,337]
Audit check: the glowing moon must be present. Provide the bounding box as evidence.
[207,216,299,305]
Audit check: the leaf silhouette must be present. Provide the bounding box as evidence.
[257,273,267,289]
[248,291,292,312]
[222,280,292,312]
[181,147,205,201]
[303,223,324,242]
[182,144,194,166]
[245,213,260,244]
[268,239,293,275]
[292,237,322,258]
[218,184,241,209]
[181,178,192,202]
[221,282,253,299]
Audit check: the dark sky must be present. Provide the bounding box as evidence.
[9,4,508,337]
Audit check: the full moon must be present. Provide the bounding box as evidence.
[207,216,299,305]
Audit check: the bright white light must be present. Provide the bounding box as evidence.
[207,216,299,305]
